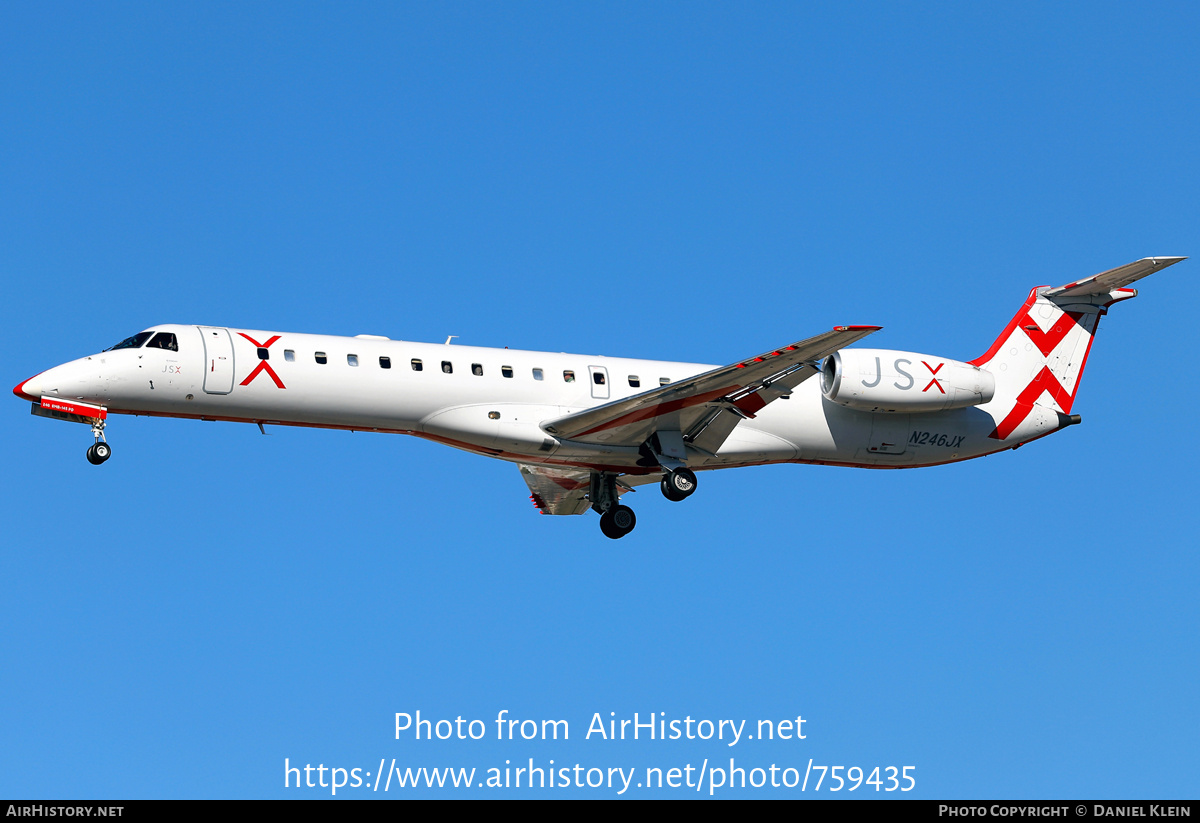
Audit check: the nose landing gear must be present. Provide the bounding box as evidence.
[86,442,111,464]
[85,419,111,465]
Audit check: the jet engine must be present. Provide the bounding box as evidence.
[821,349,995,413]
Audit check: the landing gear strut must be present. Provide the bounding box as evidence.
[85,419,111,465]
[660,468,697,502]
[590,472,636,539]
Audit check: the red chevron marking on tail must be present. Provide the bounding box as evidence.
[1020,311,1086,357]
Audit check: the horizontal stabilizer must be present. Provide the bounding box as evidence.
[1043,256,1185,299]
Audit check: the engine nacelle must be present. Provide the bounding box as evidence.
[821,349,995,413]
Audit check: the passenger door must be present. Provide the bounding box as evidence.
[199,327,235,394]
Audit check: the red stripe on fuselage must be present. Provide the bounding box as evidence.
[574,385,737,437]
[98,405,1025,474]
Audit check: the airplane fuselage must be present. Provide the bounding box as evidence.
[16,323,1042,476]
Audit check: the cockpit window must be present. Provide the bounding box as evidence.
[146,332,179,352]
[105,331,154,351]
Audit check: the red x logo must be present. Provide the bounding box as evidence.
[238,333,286,388]
[921,361,945,394]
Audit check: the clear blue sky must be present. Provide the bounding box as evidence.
[2,2,1196,798]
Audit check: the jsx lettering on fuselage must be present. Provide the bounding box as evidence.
[13,257,1184,539]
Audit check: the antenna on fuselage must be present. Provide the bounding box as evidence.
[444,335,458,345]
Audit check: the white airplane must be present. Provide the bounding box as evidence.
[14,257,1183,538]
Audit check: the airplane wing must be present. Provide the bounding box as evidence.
[1043,256,1185,299]
[541,326,881,459]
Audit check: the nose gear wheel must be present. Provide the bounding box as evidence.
[86,442,111,464]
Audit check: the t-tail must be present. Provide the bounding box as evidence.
[971,256,1185,442]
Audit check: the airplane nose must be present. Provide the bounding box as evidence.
[13,361,106,404]
[13,373,43,401]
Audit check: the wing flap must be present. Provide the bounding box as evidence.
[542,325,881,448]
[518,464,592,515]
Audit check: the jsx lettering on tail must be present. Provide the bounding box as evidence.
[14,256,1184,539]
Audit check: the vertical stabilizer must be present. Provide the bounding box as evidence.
[970,257,1184,441]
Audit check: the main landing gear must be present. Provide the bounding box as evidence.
[599,505,636,540]
[85,419,111,465]
[660,468,697,502]
[590,472,637,540]
[590,467,700,539]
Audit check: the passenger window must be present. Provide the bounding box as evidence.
[347,354,359,366]
[315,352,327,364]
[379,356,391,369]
[593,372,606,385]
[532,368,544,381]
[284,350,295,362]
[502,366,514,378]
[628,375,640,388]
[442,361,453,374]
[411,358,423,371]
[146,332,179,352]
[472,363,483,376]
[563,370,575,383]
[659,377,670,386]
[257,348,270,360]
